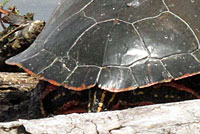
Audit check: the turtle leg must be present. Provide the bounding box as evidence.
[88,88,117,112]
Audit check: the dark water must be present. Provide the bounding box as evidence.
[1,0,60,21]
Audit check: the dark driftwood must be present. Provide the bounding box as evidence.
[0,72,38,91]
[0,73,38,120]
[0,99,200,134]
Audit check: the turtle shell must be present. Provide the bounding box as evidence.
[6,0,200,92]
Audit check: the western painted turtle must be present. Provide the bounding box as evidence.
[5,0,200,117]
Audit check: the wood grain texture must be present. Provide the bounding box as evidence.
[0,72,38,91]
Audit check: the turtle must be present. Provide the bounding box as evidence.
[4,0,200,118]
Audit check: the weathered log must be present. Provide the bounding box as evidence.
[0,72,38,115]
[0,72,38,91]
[0,99,200,134]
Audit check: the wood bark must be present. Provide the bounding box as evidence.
[0,72,38,91]
[0,73,200,134]
[0,73,39,113]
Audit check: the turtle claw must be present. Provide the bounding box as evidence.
[88,88,117,112]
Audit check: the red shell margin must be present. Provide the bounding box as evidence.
[7,62,200,93]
